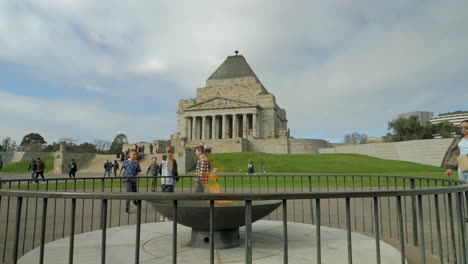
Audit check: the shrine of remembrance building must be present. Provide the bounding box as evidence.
[175,53,330,154]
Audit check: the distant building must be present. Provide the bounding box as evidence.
[430,111,468,125]
[398,111,434,124]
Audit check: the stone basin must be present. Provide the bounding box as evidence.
[146,200,281,248]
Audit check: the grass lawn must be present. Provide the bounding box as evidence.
[2,152,456,191]
[2,156,54,173]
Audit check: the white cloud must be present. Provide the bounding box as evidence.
[0,1,467,143]
[0,91,174,144]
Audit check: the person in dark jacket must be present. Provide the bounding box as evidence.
[113,160,120,177]
[103,160,113,177]
[147,157,159,192]
[28,158,37,182]
[68,159,77,178]
[35,157,46,183]
[442,120,468,180]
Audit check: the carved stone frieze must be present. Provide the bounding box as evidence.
[185,97,253,111]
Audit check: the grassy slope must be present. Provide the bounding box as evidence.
[206,152,449,178]
[2,156,54,173]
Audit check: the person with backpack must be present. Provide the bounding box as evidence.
[158,146,178,193]
[68,159,78,178]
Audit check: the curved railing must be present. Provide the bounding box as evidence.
[0,174,466,264]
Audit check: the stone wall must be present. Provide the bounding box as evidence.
[247,138,331,154]
[54,152,97,174]
[319,138,454,167]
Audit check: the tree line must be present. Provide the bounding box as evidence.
[0,133,129,154]
[344,116,462,144]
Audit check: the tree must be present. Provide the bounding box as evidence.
[93,139,111,153]
[20,133,47,151]
[343,132,368,145]
[1,137,17,151]
[433,121,461,138]
[384,116,433,142]
[109,134,128,154]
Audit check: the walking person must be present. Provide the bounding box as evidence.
[443,120,468,180]
[149,144,154,154]
[159,147,178,193]
[146,157,159,192]
[28,158,37,182]
[194,145,210,193]
[112,160,119,177]
[118,150,142,214]
[247,159,255,175]
[258,158,265,173]
[0,155,3,184]
[103,160,113,177]
[35,157,46,183]
[68,159,78,178]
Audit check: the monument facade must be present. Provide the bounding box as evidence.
[175,52,330,154]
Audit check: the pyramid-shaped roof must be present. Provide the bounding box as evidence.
[207,54,260,82]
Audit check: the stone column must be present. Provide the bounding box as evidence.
[192,116,197,140]
[222,115,227,139]
[210,116,215,139]
[242,114,248,138]
[232,115,238,138]
[253,114,258,138]
[201,116,206,140]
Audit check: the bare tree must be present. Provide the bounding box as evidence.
[1,137,17,151]
[344,132,368,145]
[93,139,111,153]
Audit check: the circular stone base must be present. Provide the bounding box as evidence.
[189,228,241,249]
[18,221,406,264]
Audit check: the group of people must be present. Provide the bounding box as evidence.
[119,146,179,214]
[247,158,265,175]
[103,159,120,177]
[27,157,47,183]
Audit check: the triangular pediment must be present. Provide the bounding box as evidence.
[185,97,254,111]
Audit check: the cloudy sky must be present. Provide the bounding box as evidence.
[0,0,467,145]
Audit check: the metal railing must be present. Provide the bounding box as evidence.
[0,174,467,264]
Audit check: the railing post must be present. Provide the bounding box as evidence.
[40,198,48,264]
[135,200,141,264]
[457,192,467,263]
[210,200,215,264]
[346,197,352,264]
[448,193,458,263]
[434,194,444,264]
[101,199,108,264]
[13,197,23,264]
[410,179,418,247]
[316,198,321,264]
[282,199,288,264]
[373,197,381,264]
[417,195,425,263]
[397,196,406,264]
[245,200,252,264]
[69,199,76,264]
[308,176,315,225]
[173,200,178,264]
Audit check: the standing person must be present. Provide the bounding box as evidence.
[112,160,119,177]
[147,157,159,192]
[0,155,3,183]
[120,151,125,163]
[118,150,142,214]
[149,144,154,154]
[103,160,113,177]
[35,157,46,183]
[443,120,468,180]
[258,158,264,173]
[247,159,255,175]
[28,158,37,182]
[159,147,178,193]
[68,159,78,178]
[194,145,210,193]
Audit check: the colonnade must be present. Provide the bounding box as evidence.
[185,113,258,140]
